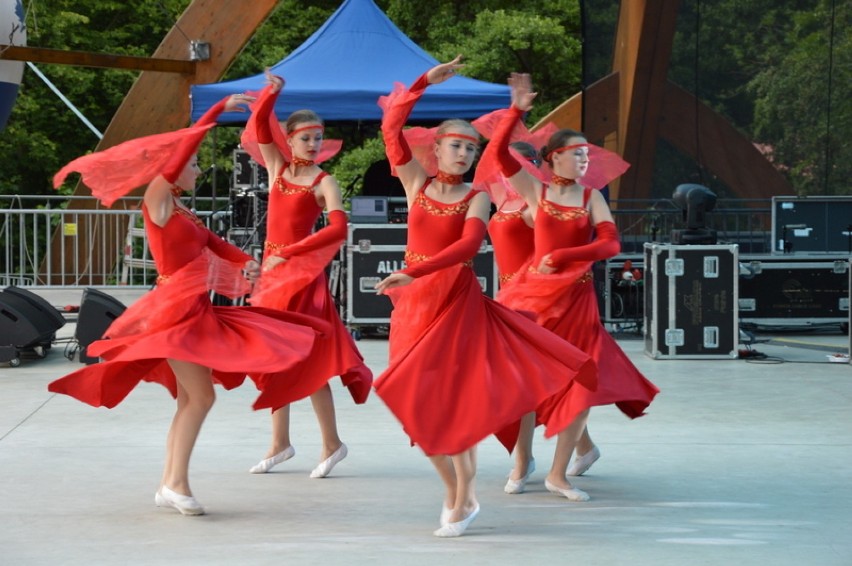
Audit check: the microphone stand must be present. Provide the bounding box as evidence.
[190,165,216,213]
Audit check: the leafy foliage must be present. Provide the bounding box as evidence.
[748,0,850,195]
[332,135,386,197]
[1,0,849,202]
[664,0,849,195]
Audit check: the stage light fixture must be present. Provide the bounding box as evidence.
[671,183,718,245]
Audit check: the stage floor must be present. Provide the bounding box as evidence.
[1,301,850,566]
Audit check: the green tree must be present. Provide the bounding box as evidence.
[7,0,845,202]
[386,0,581,124]
[664,0,849,196]
[749,0,850,195]
[2,0,583,200]
[0,0,191,197]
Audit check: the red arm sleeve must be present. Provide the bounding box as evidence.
[401,218,487,278]
[161,137,202,185]
[252,85,281,145]
[205,230,253,264]
[491,105,524,178]
[380,73,429,166]
[548,221,621,267]
[194,97,227,128]
[273,209,347,259]
[162,97,230,184]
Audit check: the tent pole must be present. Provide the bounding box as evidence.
[211,128,218,215]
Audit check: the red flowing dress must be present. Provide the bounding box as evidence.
[488,204,543,449]
[248,172,373,410]
[48,205,327,409]
[373,182,596,456]
[501,186,659,432]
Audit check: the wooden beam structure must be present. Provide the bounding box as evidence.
[38,0,280,284]
[532,72,620,144]
[611,0,681,201]
[0,45,195,73]
[658,82,791,201]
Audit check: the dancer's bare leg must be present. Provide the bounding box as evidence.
[248,405,295,474]
[265,404,292,457]
[509,412,536,480]
[161,359,215,496]
[575,425,595,456]
[429,454,457,512]
[310,383,343,459]
[448,448,478,522]
[546,409,590,490]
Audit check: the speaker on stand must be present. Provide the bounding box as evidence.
[0,286,66,367]
[74,288,127,364]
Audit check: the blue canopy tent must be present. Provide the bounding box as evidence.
[190,0,510,123]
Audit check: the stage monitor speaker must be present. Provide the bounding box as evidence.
[3,285,66,330]
[0,286,66,365]
[75,288,126,364]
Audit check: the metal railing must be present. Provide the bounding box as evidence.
[609,198,772,254]
[1,195,774,289]
[0,195,225,289]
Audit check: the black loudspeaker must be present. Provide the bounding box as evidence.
[0,286,66,367]
[75,288,126,364]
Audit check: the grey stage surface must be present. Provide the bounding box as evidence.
[1,294,850,565]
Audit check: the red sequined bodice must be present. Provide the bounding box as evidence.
[405,181,481,260]
[267,172,327,245]
[143,204,208,276]
[533,186,593,266]
[489,206,534,280]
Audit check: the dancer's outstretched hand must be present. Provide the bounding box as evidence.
[509,73,537,112]
[243,260,261,282]
[264,68,285,93]
[537,253,557,275]
[375,272,414,294]
[224,93,255,113]
[262,256,287,272]
[427,55,464,85]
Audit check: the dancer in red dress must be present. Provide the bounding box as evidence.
[49,95,329,515]
[478,142,547,494]
[240,70,372,478]
[373,57,596,537]
[491,73,660,500]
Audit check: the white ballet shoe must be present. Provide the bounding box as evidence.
[157,485,205,516]
[433,504,481,538]
[440,504,452,527]
[566,445,600,477]
[310,443,347,478]
[545,479,590,502]
[504,458,536,494]
[249,446,296,474]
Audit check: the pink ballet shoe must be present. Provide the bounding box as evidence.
[249,446,296,474]
[504,458,535,494]
[545,479,590,502]
[433,504,480,538]
[310,443,347,478]
[157,485,205,516]
[566,445,600,476]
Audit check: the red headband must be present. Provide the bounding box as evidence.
[546,142,589,161]
[436,132,480,146]
[288,124,324,138]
